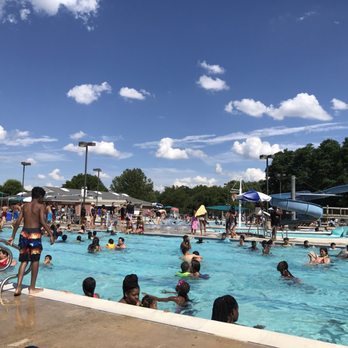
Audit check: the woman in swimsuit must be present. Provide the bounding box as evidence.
[308,247,331,264]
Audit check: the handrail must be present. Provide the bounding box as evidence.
[0,238,32,295]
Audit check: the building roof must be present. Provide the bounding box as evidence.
[18,186,152,207]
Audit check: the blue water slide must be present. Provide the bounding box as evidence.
[271,197,323,220]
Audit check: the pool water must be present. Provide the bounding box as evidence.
[1,228,347,345]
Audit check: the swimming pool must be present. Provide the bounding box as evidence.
[1,228,347,345]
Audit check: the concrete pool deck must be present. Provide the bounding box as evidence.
[1,228,347,348]
[1,285,346,348]
[0,289,258,348]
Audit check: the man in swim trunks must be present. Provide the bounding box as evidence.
[8,187,54,296]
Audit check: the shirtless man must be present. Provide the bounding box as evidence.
[180,244,202,263]
[8,187,54,296]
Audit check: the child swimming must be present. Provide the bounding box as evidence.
[82,277,100,298]
[106,238,115,249]
[211,295,239,323]
[175,261,191,278]
[277,261,295,279]
[141,295,157,309]
[145,280,190,307]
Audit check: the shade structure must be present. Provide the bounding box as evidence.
[237,190,271,203]
[206,205,249,212]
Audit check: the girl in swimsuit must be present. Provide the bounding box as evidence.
[82,277,100,298]
[308,247,331,264]
[144,280,190,307]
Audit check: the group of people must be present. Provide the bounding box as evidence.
[2,186,348,332]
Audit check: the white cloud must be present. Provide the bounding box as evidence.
[49,168,64,181]
[136,123,347,150]
[37,174,46,179]
[30,0,100,16]
[155,137,207,160]
[231,99,269,117]
[67,82,111,105]
[215,163,222,174]
[224,101,233,113]
[15,129,30,137]
[197,75,229,91]
[232,136,282,159]
[20,8,30,20]
[25,157,37,165]
[156,138,188,160]
[70,130,87,140]
[331,98,348,111]
[297,11,316,21]
[99,172,110,179]
[226,168,265,182]
[174,176,217,188]
[268,93,331,121]
[243,168,265,182]
[63,141,131,159]
[119,87,148,100]
[0,1,100,24]
[199,60,225,74]
[226,93,332,121]
[0,125,7,140]
[0,124,57,146]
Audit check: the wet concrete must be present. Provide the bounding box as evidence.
[0,291,262,348]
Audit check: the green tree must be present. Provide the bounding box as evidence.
[2,179,23,195]
[63,173,107,191]
[110,168,156,202]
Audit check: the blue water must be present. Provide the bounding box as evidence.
[1,228,347,345]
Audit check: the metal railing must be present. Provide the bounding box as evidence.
[0,238,31,295]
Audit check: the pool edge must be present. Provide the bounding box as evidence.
[3,284,345,348]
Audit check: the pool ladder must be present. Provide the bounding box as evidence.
[0,238,31,295]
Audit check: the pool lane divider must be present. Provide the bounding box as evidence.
[2,283,345,348]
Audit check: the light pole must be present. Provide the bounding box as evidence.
[20,161,31,192]
[93,168,102,207]
[79,141,96,222]
[259,154,274,196]
[276,173,287,195]
[260,154,274,210]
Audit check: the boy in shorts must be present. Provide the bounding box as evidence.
[8,187,54,296]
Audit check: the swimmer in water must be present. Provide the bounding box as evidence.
[249,240,258,251]
[181,244,202,263]
[211,295,239,323]
[115,237,126,249]
[239,234,245,246]
[144,280,190,307]
[308,247,331,264]
[82,277,100,298]
[277,261,295,279]
[119,274,140,306]
[141,295,157,309]
[43,254,52,266]
[176,261,191,278]
[337,245,348,259]
[106,238,115,249]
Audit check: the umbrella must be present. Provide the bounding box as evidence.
[237,190,271,203]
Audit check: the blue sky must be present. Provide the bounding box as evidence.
[0,0,347,191]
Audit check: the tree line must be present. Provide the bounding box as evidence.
[1,138,347,210]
